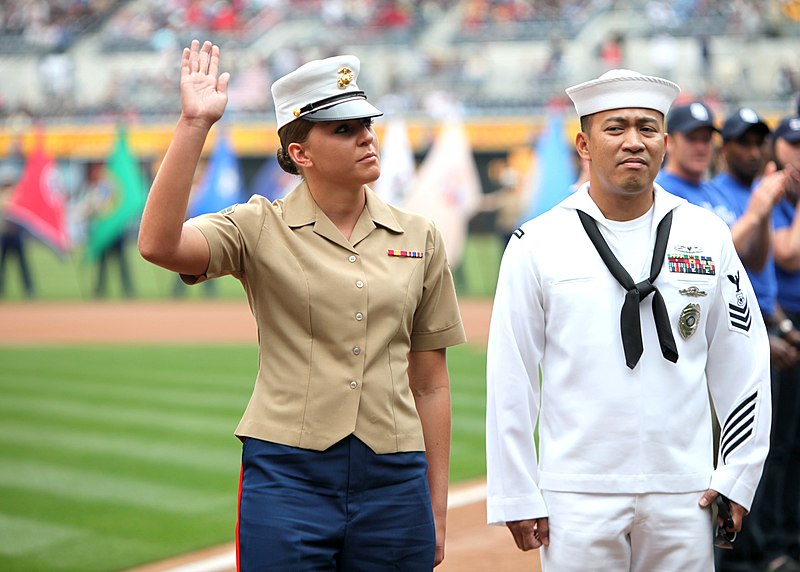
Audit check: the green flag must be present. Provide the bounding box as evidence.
[87,127,146,261]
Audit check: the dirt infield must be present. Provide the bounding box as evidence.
[0,298,542,572]
[0,298,492,346]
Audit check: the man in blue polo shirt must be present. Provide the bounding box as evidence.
[759,115,800,572]
[656,101,718,204]
[712,110,800,572]
[705,108,787,307]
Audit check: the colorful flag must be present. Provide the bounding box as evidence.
[189,132,246,217]
[249,155,296,203]
[404,120,482,267]
[5,130,69,253]
[372,119,415,207]
[86,126,146,261]
[519,112,576,224]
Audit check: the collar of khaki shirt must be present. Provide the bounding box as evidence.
[282,181,404,250]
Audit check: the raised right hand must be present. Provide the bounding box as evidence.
[180,39,230,129]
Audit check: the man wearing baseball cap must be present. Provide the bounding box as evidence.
[705,108,786,289]
[486,69,771,571]
[656,101,719,203]
[758,115,800,572]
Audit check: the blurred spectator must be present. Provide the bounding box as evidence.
[38,51,75,107]
[705,111,796,572]
[758,115,800,572]
[479,157,523,249]
[776,64,800,102]
[656,101,719,202]
[0,169,35,298]
[597,31,624,70]
[645,0,679,27]
[704,109,785,274]
[1,0,116,51]
[540,34,566,79]
[649,32,678,79]
[84,162,135,299]
[226,56,272,112]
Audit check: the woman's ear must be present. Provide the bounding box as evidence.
[288,142,312,169]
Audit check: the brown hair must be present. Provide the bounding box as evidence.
[276,119,315,176]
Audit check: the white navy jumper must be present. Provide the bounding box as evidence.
[486,183,771,525]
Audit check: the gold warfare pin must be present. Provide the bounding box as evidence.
[679,303,701,339]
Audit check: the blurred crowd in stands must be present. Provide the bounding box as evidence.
[0,0,116,51]
[0,0,785,49]
[0,0,798,122]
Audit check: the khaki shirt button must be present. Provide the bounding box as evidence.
[353,346,361,355]
[356,280,364,288]
[348,255,357,263]
[355,312,363,321]
[350,380,358,389]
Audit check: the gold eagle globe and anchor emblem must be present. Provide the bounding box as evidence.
[337,67,353,89]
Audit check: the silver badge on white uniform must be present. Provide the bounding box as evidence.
[679,303,701,339]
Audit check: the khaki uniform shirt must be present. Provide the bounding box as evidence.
[185,182,466,453]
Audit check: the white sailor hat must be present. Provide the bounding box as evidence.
[565,69,680,119]
[271,55,383,131]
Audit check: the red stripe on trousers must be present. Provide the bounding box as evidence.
[236,464,243,572]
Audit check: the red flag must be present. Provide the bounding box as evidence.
[6,134,69,253]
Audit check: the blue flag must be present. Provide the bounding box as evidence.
[520,113,576,224]
[189,133,245,217]
[249,156,296,202]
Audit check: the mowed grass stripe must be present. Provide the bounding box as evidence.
[0,458,231,514]
[0,515,174,572]
[0,420,240,477]
[0,404,236,451]
[0,513,83,557]
[0,389,238,436]
[0,512,163,568]
[1,373,249,416]
[2,346,258,391]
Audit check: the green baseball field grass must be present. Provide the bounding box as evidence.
[0,342,487,572]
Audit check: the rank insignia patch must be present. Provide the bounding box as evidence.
[727,271,752,334]
[668,254,716,275]
[512,228,525,239]
[388,249,423,258]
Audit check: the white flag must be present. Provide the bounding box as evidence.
[373,119,415,208]
[404,120,482,267]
